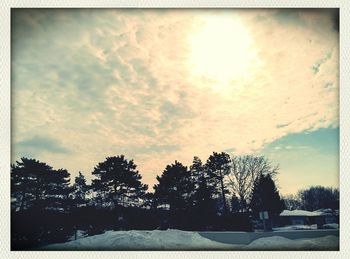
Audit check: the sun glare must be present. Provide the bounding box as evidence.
[189,15,259,89]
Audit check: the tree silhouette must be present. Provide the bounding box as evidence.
[11,158,72,249]
[282,194,302,210]
[190,156,217,216]
[230,194,240,213]
[11,157,70,211]
[205,152,231,214]
[91,155,147,208]
[71,172,89,208]
[11,152,340,249]
[228,155,278,212]
[298,186,339,211]
[153,161,194,211]
[250,174,285,218]
[142,192,156,209]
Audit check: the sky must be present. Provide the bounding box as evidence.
[11,9,339,195]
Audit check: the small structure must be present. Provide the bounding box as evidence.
[278,209,338,228]
[259,211,272,231]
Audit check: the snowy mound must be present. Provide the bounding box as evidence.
[280,210,323,217]
[272,224,318,231]
[247,235,339,250]
[323,223,339,229]
[43,229,236,250]
[42,230,339,251]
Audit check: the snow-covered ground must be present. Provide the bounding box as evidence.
[323,223,339,229]
[280,210,324,217]
[272,224,339,231]
[42,229,339,250]
[272,224,318,231]
[67,230,88,241]
[246,235,338,250]
[44,229,238,250]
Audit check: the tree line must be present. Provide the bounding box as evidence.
[283,186,339,211]
[11,151,338,249]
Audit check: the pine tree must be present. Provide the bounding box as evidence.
[190,157,216,214]
[91,155,148,208]
[11,157,71,212]
[72,172,89,207]
[205,152,231,214]
[44,168,71,210]
[153,161,194,211]
[250,174,285,218]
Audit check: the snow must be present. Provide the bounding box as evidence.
[67,230,88,241]
[247,235,339,250]
[42,229,339,250]
[323,223,339,229]
[43,229,237,250]
[280,210,323,217]
[272,224,318,231]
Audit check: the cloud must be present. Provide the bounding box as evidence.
[129,144,181,154]
[16,135,70,155]
[312,52,332,74]
[272,9,306,27]
[11,9,338,190]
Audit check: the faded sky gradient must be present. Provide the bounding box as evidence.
[12,9,339,195]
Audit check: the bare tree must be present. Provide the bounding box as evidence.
[282,194,302,210]
[297,186,339,211]
[227,155,278,212]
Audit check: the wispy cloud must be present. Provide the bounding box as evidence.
[12,9,338,192]
[16,135,70,155]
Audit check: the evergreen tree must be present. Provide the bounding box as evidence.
[71,172,89,207]
[230,194,240,213]
[228,155,278,212]
[91,155,147,208]
[153,161,194,211]
[45,168,71,210]
[11,157,71,211]
[142,192,155,209]
[190,156,204,185]
[190,157,216,215]
[250,174,285,218]
[205,152,231,214]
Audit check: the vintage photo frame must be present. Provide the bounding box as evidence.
[1,0,350,258]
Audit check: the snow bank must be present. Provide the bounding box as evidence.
[280,210,323,217]
[272,224,318,231]
[67,230,88,241]
[247,235,339,250]
[42,229,339,251]
[323,223,339,229]
[43,229,237,250]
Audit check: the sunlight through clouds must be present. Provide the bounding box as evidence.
[12,9,339,194]
[189,13,262,90]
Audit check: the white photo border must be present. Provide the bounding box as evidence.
[1,0,349,258]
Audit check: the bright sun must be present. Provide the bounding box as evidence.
[189,15,259,88]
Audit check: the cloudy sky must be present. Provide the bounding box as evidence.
[12,9,339,195]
